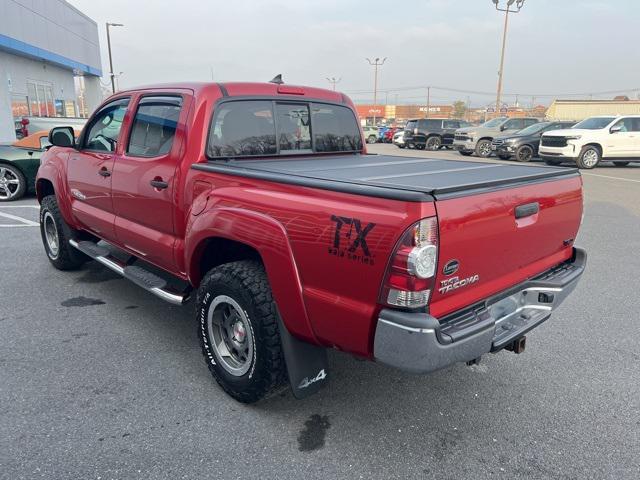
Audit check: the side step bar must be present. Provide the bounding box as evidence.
[69,239,190,305]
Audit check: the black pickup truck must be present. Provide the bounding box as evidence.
[404,118,471,150]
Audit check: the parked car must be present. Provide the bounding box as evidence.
[492,121,576,162]
[453,117,540,158]
[540,115,640,169]
[404,118,471,151]
[377,125,391,142]
[39,81,586,403]
[0,129,78,201]
[392,130,405,148]
[363,126,378,144]
[383,127,397,143]
[14,116,87,139]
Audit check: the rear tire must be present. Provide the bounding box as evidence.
[39,195,88,270]
[613,161,630,167]
[0,164,27,202]
[426,136,442,151]
[515,145,534,162]
[576,145,601,169]
[197,260,287,403]
[367,135,377,144]
[475,139,493,158]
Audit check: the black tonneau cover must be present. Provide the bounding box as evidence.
[192,154,579,202]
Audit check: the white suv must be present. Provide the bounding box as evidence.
[539,115,640,169]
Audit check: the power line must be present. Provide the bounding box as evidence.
[344,84,640,99]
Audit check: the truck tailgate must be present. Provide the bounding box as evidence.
[429,175,583,318]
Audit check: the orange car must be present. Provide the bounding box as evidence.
[0,129,80,201]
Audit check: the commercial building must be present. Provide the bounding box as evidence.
[0,0,103,142]
[546,99,640,121]
[355,104,454,125]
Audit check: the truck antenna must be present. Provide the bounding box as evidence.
[269,74,284,85]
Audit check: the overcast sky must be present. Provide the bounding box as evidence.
[68,0,640,107]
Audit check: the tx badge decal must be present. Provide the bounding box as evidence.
[328,215,376,266]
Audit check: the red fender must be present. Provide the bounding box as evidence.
[36,149,78,228]
[185,206,319,345]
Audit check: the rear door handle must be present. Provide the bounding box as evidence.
[515,202,539,219]
[150,179,169,190]
[98,168,111,177]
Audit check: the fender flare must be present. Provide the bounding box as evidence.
[35,150,77,228]
[185,206,318,345]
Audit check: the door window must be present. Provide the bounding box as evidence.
[443,120,460,129]
[503,119,522,130]
[611,118,634,133]
[127,96,183,157]
[523,119,538,127]
[82,98,130,152]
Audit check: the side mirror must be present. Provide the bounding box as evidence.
[500,125,508,131]
[48,126,76,148]
[610,125,623,134]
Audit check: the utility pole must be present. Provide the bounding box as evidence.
[426,86,431,118]
[492,0,525,117]
[326,77,341,91]
[106,22,124,94]
[366,57,386,125]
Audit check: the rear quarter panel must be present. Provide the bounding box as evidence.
[186,170,436,357]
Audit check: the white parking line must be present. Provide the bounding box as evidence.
[582,173,640,184]
[0,210,39,227]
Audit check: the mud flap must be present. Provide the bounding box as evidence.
[276,314,329,399]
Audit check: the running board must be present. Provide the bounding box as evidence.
[69,239,189,305]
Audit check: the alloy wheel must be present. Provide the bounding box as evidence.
[0,167,22,200]
[207,295,255,376]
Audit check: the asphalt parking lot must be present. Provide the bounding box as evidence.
[1,146,639,480]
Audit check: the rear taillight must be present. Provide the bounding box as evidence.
[380,217,438,310]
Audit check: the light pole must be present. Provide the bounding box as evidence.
[492,0,525,117]
[106,22,124,94]
[366,57,386,125]
[326,77,341,91]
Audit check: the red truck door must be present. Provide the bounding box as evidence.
[67,97,131,240]
[110,94,186,270]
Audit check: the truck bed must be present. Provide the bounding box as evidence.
[193,154,579,200]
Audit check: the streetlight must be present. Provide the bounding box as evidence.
[366,57,386,125]
[326,77,341,91]
[106,22,124,94]
[491,0,525,117]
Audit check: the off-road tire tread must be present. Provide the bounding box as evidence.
[40,195,87,270]
[196,260,286,403]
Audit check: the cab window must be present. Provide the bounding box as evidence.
[127,96,183,157]
[208,101,277,158]
[82,98,130,152]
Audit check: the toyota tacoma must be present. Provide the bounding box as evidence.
[37,81,586,403]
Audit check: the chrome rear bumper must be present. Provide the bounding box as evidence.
[373,248,586,373]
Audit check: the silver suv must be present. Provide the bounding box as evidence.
[453,117,540,157]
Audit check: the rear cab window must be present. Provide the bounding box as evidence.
[207,100,362,158]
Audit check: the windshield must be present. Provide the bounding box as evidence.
[573,117,615,130]
[517,123,549,135]
[482,117,506,128]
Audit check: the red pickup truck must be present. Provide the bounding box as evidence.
[37,82,586,403]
